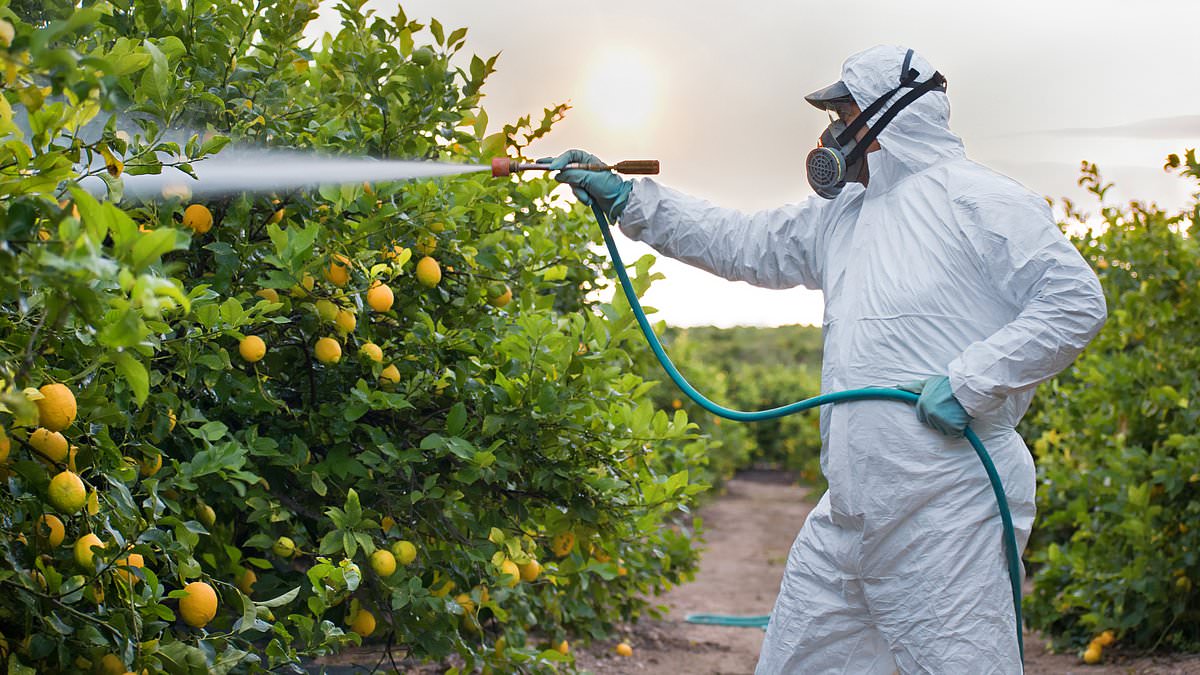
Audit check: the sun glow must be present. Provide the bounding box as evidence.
[583,51,658,132]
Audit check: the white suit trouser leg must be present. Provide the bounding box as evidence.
[755,493,897,675]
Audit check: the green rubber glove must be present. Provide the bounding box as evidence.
[537,149,633,220]
[896,375,972,438]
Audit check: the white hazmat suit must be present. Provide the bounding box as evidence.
[615,46,1107,674]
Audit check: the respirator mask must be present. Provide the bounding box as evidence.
[805,49,947,199]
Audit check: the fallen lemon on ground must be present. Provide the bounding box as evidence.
[36,383,77,431]
[239,335,266,363]
[1083,644,1102,664]
[555,640,569,655]
[48,470,86,514]
[179,581,218,628]
[615,642,633,657]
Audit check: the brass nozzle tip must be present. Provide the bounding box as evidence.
[491,157,513,178]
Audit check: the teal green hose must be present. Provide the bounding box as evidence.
[588,203,1024,660]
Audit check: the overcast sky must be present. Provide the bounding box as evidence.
[311,1,1200,327]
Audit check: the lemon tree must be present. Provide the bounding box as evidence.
[0,1,711,672]
[1022,156,1200,652]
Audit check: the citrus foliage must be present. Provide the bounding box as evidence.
[0,1,710,672]
[641,325,822,485]
[1023,153,1200,652]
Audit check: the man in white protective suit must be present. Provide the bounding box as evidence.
[541,45,1108,674]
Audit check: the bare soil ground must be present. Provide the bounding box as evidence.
[573,470,1200,675]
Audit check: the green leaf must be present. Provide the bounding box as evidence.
[113,351,149,405]
[256,587,300,608]
[446,402,467,436]
[131,228,178,271]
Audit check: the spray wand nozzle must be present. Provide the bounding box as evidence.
[491,157,659,178]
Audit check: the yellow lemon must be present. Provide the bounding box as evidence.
[272,536,296,558]
[555,640,569,655]
[349,607,376,636]
[391,540,417,565]
[518,559,541,582]
[183,204,213,234]
[551,532,575,558]
[314,299,339,322]
[36,383,77,431]
[139,453,163,478]
[615,642,633,657]
[360,342,383,363]
[197,504,216,528]
[455,593,476,615]
[0,19,14,48]
[98,654,125,675]
[290,273,315,298]
[380,364,401,384]
[1083,645,1102,664]
[380,515,395,531]
[36,514,66,547]
[325,254,351,287]
[488,285,512,308]
[48,470,86,514]
[237,568,257,594]
[416,234,436,255]
[415,257,441,288]
[370,549,397,578]
[367,281,394,312]
[1096,630,1115,647]
[499,559,520,588]
[256,288,279,303]
[314,338,341,364]
[239,335,266,363]
[115,552,145,584]
[335,309,356,334]
[179,581,218,628]
[74,533,104,569]
[29,425,68,461]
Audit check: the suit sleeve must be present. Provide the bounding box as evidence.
[616,178,834,291]
[947,192,1108,417]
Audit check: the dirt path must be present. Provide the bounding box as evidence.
[575,470,1200,675]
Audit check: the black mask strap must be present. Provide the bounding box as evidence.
[842,71,946,166]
